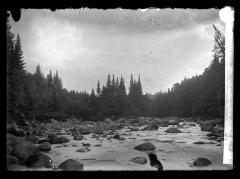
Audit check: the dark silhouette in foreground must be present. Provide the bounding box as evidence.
[147,152,163,171]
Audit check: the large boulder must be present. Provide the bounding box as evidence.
[39,142,51,152]
[33,152,52,168]
[165,127,182,133]
[58,159,84,171]
[7,134,41,166]
[134,142,156,151]
[130,157,147,164]
[48,135,69,144]
[193,157,212,166]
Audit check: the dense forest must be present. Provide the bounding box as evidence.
[7,17,225,123]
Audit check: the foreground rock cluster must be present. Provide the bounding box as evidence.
[6,116,224,170]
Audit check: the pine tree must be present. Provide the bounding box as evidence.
[106,74,111,88]
[47,70,53,88]
[7,18,16,121]
[96,80,101,96]
[112,74,115,88]
[120,76,126,95]
[7,23,26,120]
[14,34,25,72]
[116,77,119,89]
[138,75,143,96]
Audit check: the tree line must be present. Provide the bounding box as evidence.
[7,17,225,122]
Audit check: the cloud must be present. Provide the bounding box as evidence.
[10,8,224,94]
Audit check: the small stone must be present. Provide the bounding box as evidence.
[82,143,90,147]
[130,157,147,164]
[76,148,91,153]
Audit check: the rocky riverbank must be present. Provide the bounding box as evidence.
[6,117,231,171]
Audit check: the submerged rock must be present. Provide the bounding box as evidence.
[7,134,41,166]
[130,157,147,164]
[118,137,126,141]
[134,142,156,151]
[193,157,212,166]
[76,147,91,153]
[82,142,90,147]
[59,159,84,171]
[193,141,206,144]
[165,127,182,133]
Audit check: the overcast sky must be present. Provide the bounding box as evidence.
[10,8,225,94]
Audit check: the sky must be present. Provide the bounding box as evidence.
[10,8,225,94]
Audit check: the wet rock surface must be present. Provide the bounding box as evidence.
[130,157,147,164]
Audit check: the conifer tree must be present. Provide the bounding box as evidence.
[96,80,101,96]
[106,74,111,88]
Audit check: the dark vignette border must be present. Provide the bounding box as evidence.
[0,0,239,178]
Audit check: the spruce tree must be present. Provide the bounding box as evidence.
[96,80,101,96]
[106,74,111,88]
